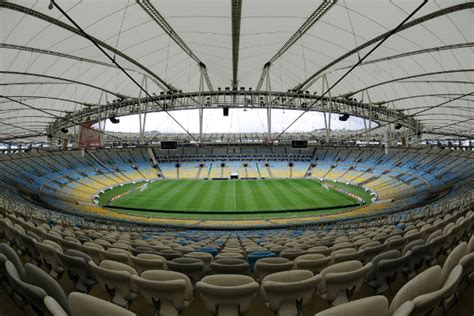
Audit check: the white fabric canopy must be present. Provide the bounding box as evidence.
[0,0,472,142]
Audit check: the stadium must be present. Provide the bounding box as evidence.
[0,0,473,315]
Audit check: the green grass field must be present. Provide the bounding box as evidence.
[101,179,371,220]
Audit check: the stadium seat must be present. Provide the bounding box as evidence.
[131,246,155,256]
[254,257,294,282]
[315,296,389,316]
[131,270,193,315]
[69,292,136,316]
[130,253,167,274]
[459,252,474,283]
[332,248,364,264]
[216,252,245,259]
[23,263,70,316]
[426,233,449,266]
[305,246,332,257]
[57,249,97,293]
[35,240,65,279]
[167,257,206,284]
[101,248,131,265]
[261,270,322,316]
[210,259,249,274]
[402,240,429,279]
[318,260,372,306]
[20,232,42,265]
[198,247,219,257]
[185,252,214,271]
[0,242,25,281]
[440,242,467,283]
[247,251,275,271]
[197,274,259,316]
[369,250,411,294]
[293,254,331,274]
[77,242,104,265]
[279,248,306,261]
[157,250,183,260]
[3,260,27,305]
[88,260,139,308]
[358,241,386,263]
[388,265,443,315]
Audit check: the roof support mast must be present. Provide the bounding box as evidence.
[255,0,336,92]
[136,0,216,94]
[138,75,148,145]
[321,75,332,143]
[231,0,243,91]
[294,2,474,92]
[265,68,272,140]
[198,67,205,144]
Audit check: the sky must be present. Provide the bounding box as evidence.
[99,108,368,134]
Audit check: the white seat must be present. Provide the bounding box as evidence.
[131,270,193,316]
[88,260,138,308]
[255,257,294,282]
[318,260,372,306]
[315,295,389,316]
[130,253,166,274]
[261,270,322,316]
[197,274,259,316]
[69,292,136,316]
[294,254,331,274]
[389,265,442,315]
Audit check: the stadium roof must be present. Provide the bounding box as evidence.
[0,0,473,144]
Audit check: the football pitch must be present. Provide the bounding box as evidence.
[101,178,372,220]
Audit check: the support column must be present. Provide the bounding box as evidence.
[265,67,272,139]
[142,77,148,144]
[361,90,374,144]
[138,74,148,145]
[198,66,205,144]
[321,74,332,143]
[384,130,390,155]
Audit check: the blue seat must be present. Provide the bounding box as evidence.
[247,251,275,271]
[197,247,219,257]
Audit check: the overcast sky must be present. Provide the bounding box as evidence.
[99,108,367,133]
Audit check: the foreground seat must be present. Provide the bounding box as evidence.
[388,265,442,315]
[318,260,372,306]
[4,260,28,306]
[69,292,135,316]
[315,295,389,316]
[22,263,70,316]
[35,240,65,279]
[459,252,474,284]
[0,243,25,295]
[261,270,322,316]
[57,249,97,293]
[402,241,430,279]
[368,250,411,294]
[131,270,193,316]
[197,274,259,316]
[88,260,138,308]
